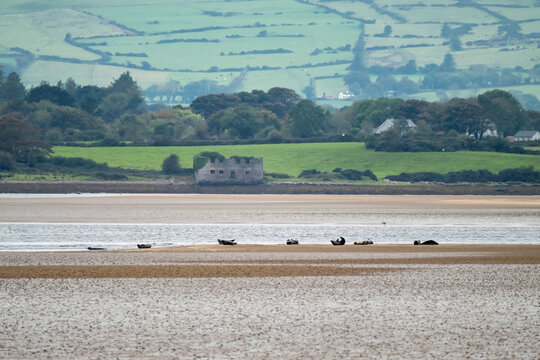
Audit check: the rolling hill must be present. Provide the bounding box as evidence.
[1,0,539,105]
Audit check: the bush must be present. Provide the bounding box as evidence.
[0,151,15,170]
[299,169,320,177]
[264,172,291,179]
[193,151,225,171]
[498,167,540,183]
[384,167,540,183]
[161,154,182,174]
[48,156,108,170]
[340,169,378,181]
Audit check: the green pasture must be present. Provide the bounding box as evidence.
[53,143,540,180]
[2,0,540,97]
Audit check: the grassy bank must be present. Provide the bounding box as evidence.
[53,142,540,179]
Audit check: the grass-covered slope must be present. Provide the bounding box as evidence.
[1,0,539,101]
[53,143,540,179]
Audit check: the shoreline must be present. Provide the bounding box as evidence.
[1,180,539,195]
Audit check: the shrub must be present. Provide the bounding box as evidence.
[193,151,225,171]
[0,151,15,170]
[161,154,182,174]
[299,169,320,177]
[384,167,540,183]
[498,167,540,183]
[264,172,291,179]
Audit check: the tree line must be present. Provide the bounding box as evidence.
[1,67,539,172]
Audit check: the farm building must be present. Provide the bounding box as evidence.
[195,156,263,185]
[514,131,540,141]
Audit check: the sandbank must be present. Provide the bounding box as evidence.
[1,244,538,278]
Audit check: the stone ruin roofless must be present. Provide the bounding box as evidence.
[195,156,263,185]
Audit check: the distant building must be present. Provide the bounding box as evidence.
[195,157,263,185]
[374,118,416,134]
[514,130,540,141]
[338,90,355,100]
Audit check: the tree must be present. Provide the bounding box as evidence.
[161,154,182,174]
[441,97,484,137]
[439,53,456,72]
[217,105,265,139]
[497,22,522,44]
[2,72,26,101]
[115,114,148,142]
[267,87,301,105]
[347,28,366,71]
[353,97,404,128]
[449,34,462,51]
[477,90,525,137]
[26,84,75,106]
[190,93,241,119]
[441,23,452,38]
[0,115,52,163]
[289,99,330,138]
[75,85,106,115]
[0,66,4,100]
[99,72,144,122]
[396,77,419,94]
[344,71,371,89]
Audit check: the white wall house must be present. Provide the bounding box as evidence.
[514,130,540,141]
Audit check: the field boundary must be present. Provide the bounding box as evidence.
[1,181,538,195]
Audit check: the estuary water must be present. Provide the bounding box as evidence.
[0,193,538,250]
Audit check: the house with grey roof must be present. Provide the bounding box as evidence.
[374,118,416,134]
[514,131,540,141]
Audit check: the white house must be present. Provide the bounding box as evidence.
[514,130,540,141]
[374,118,416,134]
[338,90,355,100]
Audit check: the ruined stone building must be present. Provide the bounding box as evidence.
[195,156,263,185]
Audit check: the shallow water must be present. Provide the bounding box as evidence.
[0,222,539,251]
[1,194,538,250]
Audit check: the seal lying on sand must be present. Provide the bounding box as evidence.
[137,244,152,249]
[331,236,346,245]
[414,240,439,245]
[286,239,299,245]
[354,240,373,245]
[218,239,237,245]
[87,247,106,250]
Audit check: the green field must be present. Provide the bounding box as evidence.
[1,0,539,103]
[53,143,540,180]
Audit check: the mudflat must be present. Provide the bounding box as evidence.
[1,194,538,224]
[1,244,538,278]
[1,245,538,359]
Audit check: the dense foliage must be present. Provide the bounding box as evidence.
[0,67,539,180]
[384,167,540,183]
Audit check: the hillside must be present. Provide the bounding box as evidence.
[1,0,539,106]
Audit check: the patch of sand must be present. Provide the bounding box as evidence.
[1,245,538,278]
[0,194,538,224]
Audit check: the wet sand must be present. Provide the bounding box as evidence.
[1,245,539,359]
[1,245,539,279]
[1,195,539,358]
[1,194,539,224]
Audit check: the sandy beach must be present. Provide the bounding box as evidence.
[1,245,539,359]
[1,195,539,358]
